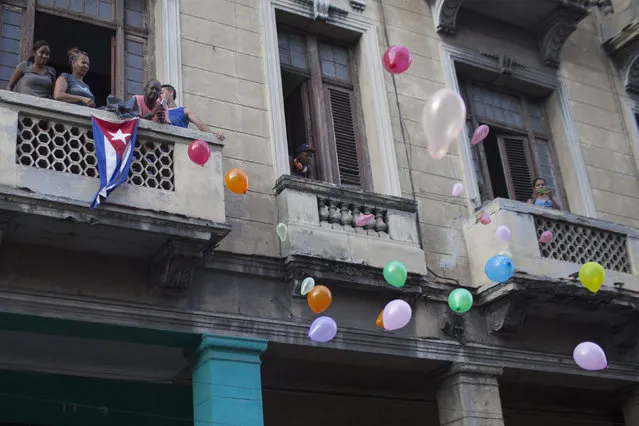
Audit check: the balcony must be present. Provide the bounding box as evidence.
[0,91,230,295]
[463,199,639,345]
[600,0,639,93]
[274,176,426,295]
[435,0,591,67]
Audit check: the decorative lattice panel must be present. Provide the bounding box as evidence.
[16,116,175,191]
[534,216,630,273]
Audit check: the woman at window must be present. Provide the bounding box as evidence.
[6,40,56,98]
[527,177,561,210]
[54,48,95,107]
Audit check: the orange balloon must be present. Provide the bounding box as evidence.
[376,310,384,329]
[307,285,332,314]
[224,168,249,194]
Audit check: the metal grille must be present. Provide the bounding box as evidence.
[534,216,630,273]
[16,115,175,191]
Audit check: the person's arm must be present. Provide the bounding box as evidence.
[185,108,225,140]
[54,76,94,107]
[551,195,562,210]
[527,198,534,204]
[6,64,25,91]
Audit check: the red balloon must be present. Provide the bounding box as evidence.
[383,45,412,74]
[188,140,211,166]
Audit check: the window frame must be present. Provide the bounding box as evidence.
[7,0,153,100]
[277,24,371,190]
[462,80,568,207]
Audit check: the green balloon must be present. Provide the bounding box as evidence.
[448,288,473,313]
[383,260,407,288]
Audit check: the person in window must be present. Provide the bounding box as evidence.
[7,40,56,98]
[290,144,316,178]
[160,84,225,140]
[128,80,169,123]
[54,48,95,107]
[527,177,561,210]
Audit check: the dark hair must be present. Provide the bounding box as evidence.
[67,47,88,65]
[28,40,49,63]
[532,177,545,188]
[161,84,177,102]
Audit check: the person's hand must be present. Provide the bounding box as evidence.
[151,104,166,123]
[82,97,95,108]
[214,131,225,141]
[294,159,303,171]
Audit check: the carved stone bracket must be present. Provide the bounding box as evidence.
[149,239,211,296]
[485,296,527,337]
[314,0,330,20]
[611,318,639,350]
[434,0,464,35]
[537,5,589,68]
[441,310,465,342]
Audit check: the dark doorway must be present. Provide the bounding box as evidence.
[34,12,114,107]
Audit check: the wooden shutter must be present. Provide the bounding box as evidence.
[497,135,534,202]
[325,85,361,187]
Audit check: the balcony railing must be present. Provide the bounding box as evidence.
[463,198,639,291]
[0,90,230,295]
[274,175,426,292]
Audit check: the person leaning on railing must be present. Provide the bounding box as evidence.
[53,48,95,108]
[6,40,56,98]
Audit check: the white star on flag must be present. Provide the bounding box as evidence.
[108,129,131,144]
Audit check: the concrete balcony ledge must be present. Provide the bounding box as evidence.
[464,198,639,343]
[0,90,231,295]
[274,175,426,293]
[464,198,639,290]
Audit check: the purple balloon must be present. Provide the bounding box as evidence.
[308,316,337,343]
[496,225,511,242]
[573,342,607,371]
[471,124,490,145]
[382,299,412,331]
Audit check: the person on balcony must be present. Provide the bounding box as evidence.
[7,40,56,98]
[160,84,225,140]
[54,48,95,108]
[127,80,170,123]
[290,144,316,179]
[527,177,561,210]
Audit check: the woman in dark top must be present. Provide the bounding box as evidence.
[7,40,56,98]
[54,48,95,107]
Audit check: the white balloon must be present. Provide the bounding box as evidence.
[300,277,315,295]
[422,89,467,159]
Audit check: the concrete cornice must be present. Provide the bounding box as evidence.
[0,288,637,382]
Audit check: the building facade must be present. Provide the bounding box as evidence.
[0,0,637,425]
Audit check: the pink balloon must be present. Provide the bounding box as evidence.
[355,213,374,227]
[573,342,607,371]
[382,299,412,331]
[496,225,511,242]
[471,124,490,145]
[188,140,211,166]
[422,89,467,159]
[382,45,412,74]
[479,213,491,225]
[539,231,553,244]
[451,182,463,197]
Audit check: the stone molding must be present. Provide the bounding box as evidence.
[155,0,183,102]
[196,335,268,365]
[1,287,637,381]
[435,0,590,68]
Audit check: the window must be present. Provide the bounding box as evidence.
[0,0,151,106]
[278,26,368,189]
[462,82,565,206]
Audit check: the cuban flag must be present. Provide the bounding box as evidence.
[90,115,139,209]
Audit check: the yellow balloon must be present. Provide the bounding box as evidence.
[579,262,605,293]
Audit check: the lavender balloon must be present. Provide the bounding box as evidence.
[308,316,337,343]
[496,225,511,242]
[382,299,412,331]
[573,342,607,371]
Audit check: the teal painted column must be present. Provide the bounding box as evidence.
[192,335,268,426]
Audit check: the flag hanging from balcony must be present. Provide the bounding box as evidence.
[90,115,139,209]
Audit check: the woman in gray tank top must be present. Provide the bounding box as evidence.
[54,48,95,108]
[6,40,56,98]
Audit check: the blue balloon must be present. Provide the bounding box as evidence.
[485,255,514,283]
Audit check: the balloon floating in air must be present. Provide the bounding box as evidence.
[485,254,514,283]
[382,299,412,331]
[224,168,249,194]
[471,124,490,145]
[451,182,464,197]
[383,260,408,288]
[422,89,466,159]
[496,225,511,242]
[300,277,315,296]
[308,316,337,343]
[573,342,607,371]
[382,45,412,74]
[448,288,473,313]
[539,230,553,244]
[188,140,210,166]
[579,262,605,293]
[276,223,288,241]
